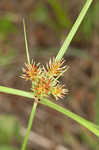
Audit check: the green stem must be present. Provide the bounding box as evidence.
[0,86,34,99]
[0,86,99,137]
[21,101,38,150]
[22,19,36,150]
[41,98,99,137]
[56,0,93,61]
[23,18,30,64]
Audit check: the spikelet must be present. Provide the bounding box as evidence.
[52,84,68,100]
[31,76,51,98]
[21,60,40,81]
[46,58,67,77]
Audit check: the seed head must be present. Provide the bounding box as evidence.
[47,58,67,77]
[21,58,68,100]
[21,60,40,81]
[52,84,68,100]
[32,76,51,98]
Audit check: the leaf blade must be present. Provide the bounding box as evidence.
[0,86,99,137]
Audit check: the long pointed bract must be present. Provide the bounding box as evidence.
[23,18,30,64]
[56,0,93,61]
[0,86,99,137]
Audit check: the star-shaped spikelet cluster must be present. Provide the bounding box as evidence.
[21,58,68,100]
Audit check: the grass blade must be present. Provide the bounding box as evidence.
[41,98,99,137]
[0,86,34,99]
[56,0,93,61]
[23,18,30,64]
[0,86,99,137]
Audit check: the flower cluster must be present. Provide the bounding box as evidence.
[21,58,68,100]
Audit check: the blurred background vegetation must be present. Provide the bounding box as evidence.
[0,0,99,150]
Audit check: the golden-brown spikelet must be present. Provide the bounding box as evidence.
[47,58,67,77]
[32,76,51,98]
[52,84,68,100]
[21,60,40,81]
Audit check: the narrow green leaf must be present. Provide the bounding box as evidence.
[41,98,99,137]
[0,86,34,99]
[0,86,99,137]
[56,0,93,61]
[23,18,30,64]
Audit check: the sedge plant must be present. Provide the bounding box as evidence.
[0,0,99,150]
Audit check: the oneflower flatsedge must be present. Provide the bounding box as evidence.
[21,58,68,100]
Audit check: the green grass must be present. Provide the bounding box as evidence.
[21,101,38,150]
[0,1,97,150]
[23,19,30,65]
[0,86,99,137]
[56,0,93,61]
